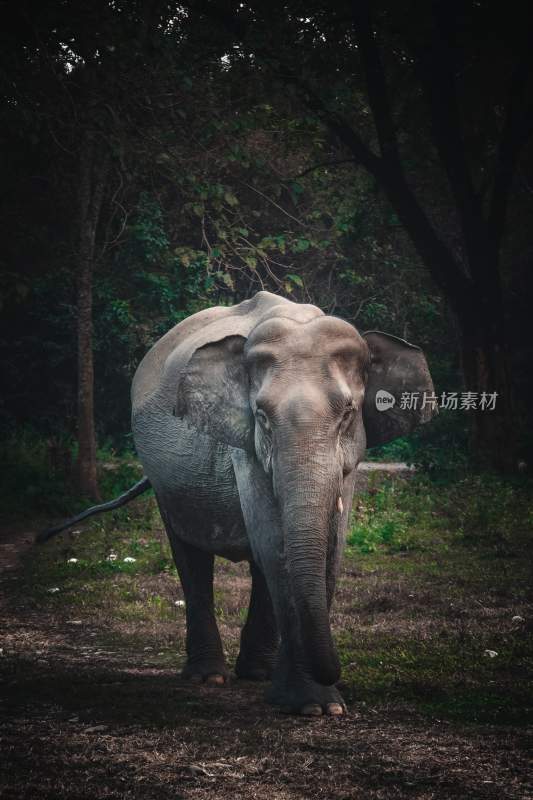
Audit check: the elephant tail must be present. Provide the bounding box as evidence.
[36,477,152,544]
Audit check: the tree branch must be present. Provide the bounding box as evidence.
[289,158,360,180]
[190,0,475,314]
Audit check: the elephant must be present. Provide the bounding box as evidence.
[39,290,436,716]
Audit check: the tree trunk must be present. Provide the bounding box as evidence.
[75,135,109,500]
[457,311,516,472]
[77,246,99,499]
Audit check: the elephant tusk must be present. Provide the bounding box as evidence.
[337,496,344,514]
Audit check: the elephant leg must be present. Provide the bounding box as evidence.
[163,516,229,685]
[265,573,345,716]
[266,508,350,716]
[266,636,345,716]
[235,560,279,681]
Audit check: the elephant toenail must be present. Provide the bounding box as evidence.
[301,704,323,716]
[206,674,225,686]
[326,703,344,716]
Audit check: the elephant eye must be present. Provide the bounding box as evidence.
[256,409,271,431]
[341,400,356,424]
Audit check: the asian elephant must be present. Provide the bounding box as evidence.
[39,290,436,716]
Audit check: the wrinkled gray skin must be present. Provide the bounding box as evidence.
[132,291,435,715]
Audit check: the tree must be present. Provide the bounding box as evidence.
[1,1,189,497]
[192,0,533,469]
[4,0,530,474]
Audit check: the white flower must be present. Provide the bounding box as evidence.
[123,556,136,563]
[174,600,185,607]
[483,649,498,658]
[48,587,60,593]
[106,553,117,561]
[512,615,525,623]
[67,558,78,564]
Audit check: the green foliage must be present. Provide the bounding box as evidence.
[436,473,533,552]
[348,470,532,558]
[0,428,77,517]
[4,0,527,470]
[347,476,432,553]
[368,409,471,472]
[0,429,146,520]
[107,192,217,338]
[22,498,176,626]
[90,194,218,441]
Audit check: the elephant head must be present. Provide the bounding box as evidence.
[175,298,435,686]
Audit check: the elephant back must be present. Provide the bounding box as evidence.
[131,291,293,416]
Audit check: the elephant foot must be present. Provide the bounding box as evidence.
[235,652,277,682]
[181,660,230,686]
[265,680,346,716]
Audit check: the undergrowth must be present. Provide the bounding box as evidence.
[342,470,533,724]
[0,428,145,519]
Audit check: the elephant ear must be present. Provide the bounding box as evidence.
[174,335,253,450]
[363,331,437,448]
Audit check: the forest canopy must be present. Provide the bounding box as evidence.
[1,0,532,497]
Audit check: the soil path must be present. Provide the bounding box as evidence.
[1,466,531,800]
[0,522,35,570]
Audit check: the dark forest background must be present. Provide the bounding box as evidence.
[1,0,533,506]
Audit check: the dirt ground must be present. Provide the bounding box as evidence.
[1,506,532,800]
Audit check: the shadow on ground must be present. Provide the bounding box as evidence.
[1,486,532,800]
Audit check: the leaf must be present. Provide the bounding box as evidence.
[293,238,310,253]
[224,192,239,207]
[244,256,257,270]
[286,273,303,288]
[274,235,286,253]
[222,272,234,289]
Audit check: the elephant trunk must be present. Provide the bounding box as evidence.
[275,441,342,686]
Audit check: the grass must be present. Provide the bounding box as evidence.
[339,471,533,724]
[8,445,533,728]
